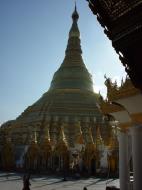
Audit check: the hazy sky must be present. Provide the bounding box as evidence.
[0,0,126,124]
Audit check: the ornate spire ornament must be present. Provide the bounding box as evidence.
[67,3,81,53]
[76,121,84,145]
[89,127,94,144]
[50,5,93,92]
[59,126,66,143]
[44,126,50,142]
[72,1,79,22]
[34,130,37,144]
[96,126,103,146]
[30,130,38,145]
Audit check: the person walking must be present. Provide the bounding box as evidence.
[83,187,88,190]
[22,174,31,190]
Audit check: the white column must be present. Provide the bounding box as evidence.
[130,125,142,190]
[118,131,130,190]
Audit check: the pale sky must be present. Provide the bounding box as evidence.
[0,0,126,125]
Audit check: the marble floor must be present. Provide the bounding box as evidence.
[0,172,120,190]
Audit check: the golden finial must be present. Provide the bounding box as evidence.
[34,130,37,144]
[76,121,84,144]
[76,121,81,133]
[44,126,50,141]
[96,126,103,145]
[72,0,79,21]
[89,127,94,143]
[59,126,66,142]
[75,1,77,12]
[108,129,118,150]
[121,78,124,86]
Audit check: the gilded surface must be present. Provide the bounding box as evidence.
[0,6,115,173]
[104,76,140,101]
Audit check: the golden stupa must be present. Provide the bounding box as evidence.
[0,5,115,174]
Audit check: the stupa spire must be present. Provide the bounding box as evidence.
[34,130,37,144]
[44,126,50,142]
[30,130,38,145]
[96,126,103,146]
[66,3,81,54]
[59,126,66,142]
[89,128,94,144]
[72,2,79,22]
[50,5,93,92]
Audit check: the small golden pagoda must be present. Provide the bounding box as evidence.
[1,136,15,171]
[24,131,40,171]
[83,129,96,174]
[40,126,52,170]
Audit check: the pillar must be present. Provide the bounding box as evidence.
[130,125,142,190]
[118,131,130,190]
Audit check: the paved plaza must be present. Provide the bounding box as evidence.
[0,172,119,190]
